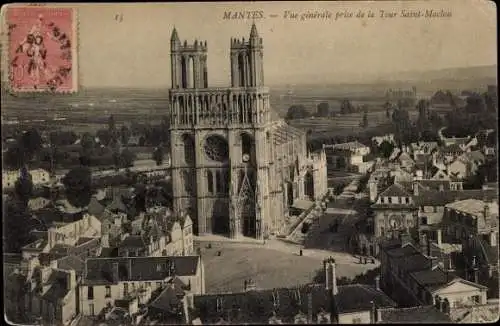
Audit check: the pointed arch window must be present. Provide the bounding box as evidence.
[207,170,214,194]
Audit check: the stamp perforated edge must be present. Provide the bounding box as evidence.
[1,3,80,94]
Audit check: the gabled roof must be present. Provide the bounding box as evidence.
[106,196,129,213]
[410,268,455,288]
[414,189,497,207]
[378,183,411,198]
[441,143,464,154]
[191,284,333,325]
[445,199,498,218]
[57,255,85,277]
[84,256,200,285]
[334,284,396,314]
[120,235,148,249]
[378,305,451,323]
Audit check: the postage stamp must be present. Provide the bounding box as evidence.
[5,5,78,93]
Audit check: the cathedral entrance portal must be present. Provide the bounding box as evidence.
[212,199,230,235]
[237,170,256,238]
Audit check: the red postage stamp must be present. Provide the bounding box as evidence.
[5,5,78,93]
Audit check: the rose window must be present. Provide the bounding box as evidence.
[204,135,229,162]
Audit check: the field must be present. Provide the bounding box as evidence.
[199,241,378,294]
[2,85,415,138]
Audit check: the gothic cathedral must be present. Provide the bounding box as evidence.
[168,24,327,240]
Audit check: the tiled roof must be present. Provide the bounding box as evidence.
[393,253,432,273]
[334,284,396,314]
[192,284,333,325]
[149,278,188,314]
[75,237,97,247]
[42,276,70,303]
[57,255,85,277]
[442,144,464,154]
[478,238,499,265]
[106,196,129,213]
[120,235,148,248]
[445,199,498,218]
[87,197,106,217]
[371,203,418,210]
[385,243,419,258]
[378,305,451,323]
[414,189,498,207]
[84,256,200,285]
[378,183,411,198]
[410,268,455,288]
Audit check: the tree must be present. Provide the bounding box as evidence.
[378,140,395,159]
[3,146,25,169]
[108,115,116,132]
[153,146,164,166]
[96,129,112,147]
[14,167,33,205]
[361,111,368,128]
[3,199,34,253]
[20,128,43,161]
[285,105,310,120]
[120,148,136,168]
[340,99,354,115]
[62,167,92,208]
[465,94,486,114]
[80,132,95,153]
[316,102,330,117]
[120,125,131,145]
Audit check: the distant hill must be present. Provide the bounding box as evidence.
[378,65,497,83]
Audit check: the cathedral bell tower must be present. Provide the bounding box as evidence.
[168,24,271,240]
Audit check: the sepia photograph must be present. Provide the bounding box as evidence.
[1,1,498,325]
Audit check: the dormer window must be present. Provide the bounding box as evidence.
[216,297,223,312]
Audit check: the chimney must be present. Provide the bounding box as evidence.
[437,229,442,246]
[307,291,313,324]
[370,301,377,323]
[483,203,490,220]
[112,262,119,283]
[413,182,419,196]
[101,233,110,248]
[473,267,479,284]
[490,231,497,247]
[245,278,256,292]
[48,227,57,249]
[375,275,380,291]
[324,257,338,295]
[66,269,76,290]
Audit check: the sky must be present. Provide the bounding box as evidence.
[2,0,497,88]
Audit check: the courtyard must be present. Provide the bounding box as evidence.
[196,238,379,294]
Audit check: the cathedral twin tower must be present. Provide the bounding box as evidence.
[168,24,322,240]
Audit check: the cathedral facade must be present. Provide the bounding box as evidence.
[168,24,327,240]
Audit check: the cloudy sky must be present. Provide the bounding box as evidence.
[5,0,495,88]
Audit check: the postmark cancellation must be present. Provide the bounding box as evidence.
[4,5,79,93]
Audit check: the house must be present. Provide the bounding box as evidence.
[371,183,418,243]
[187,258,395,324]
[394,151,416,172]
[442,199,499,244]
[323,141,372,173]
[440,144,464,163]
[28,197,52,211]
[79,255,205,317]
[380,238,489,310]
[372,134,396,147]
[376,305,452,323]
[461,233,498,285]
[29,267,79,325]
[410,142,439,157]
[21,213,102,263]
[2,168,51,189]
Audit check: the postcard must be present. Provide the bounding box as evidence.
[1,1,498,325]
